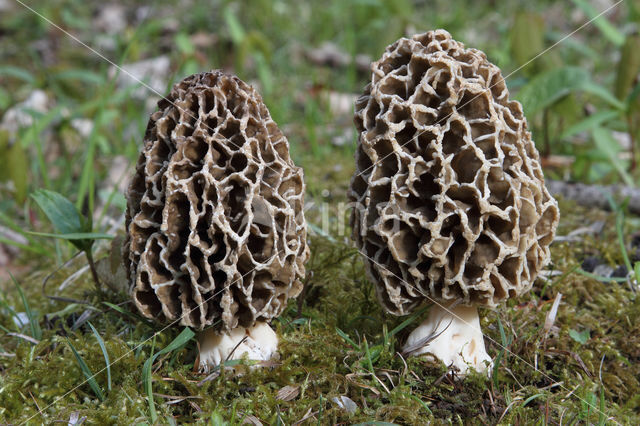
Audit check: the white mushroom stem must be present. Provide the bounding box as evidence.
[402,302,492,376]
[197,321,278,372]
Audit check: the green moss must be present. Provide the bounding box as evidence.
[1,196,640,424]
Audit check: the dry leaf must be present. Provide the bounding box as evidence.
[276,385,300,401]
[242,414,263,425]
[332,395,358,414]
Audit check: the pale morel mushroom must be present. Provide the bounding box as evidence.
[349,30,559,374]
[123,70,309,371]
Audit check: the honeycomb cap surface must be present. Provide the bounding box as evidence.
[124,71,309,331]
[349,30,559,315]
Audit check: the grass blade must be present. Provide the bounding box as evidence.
[335,327,361,350]
[10,273,41,341]
[388,304,430,338]
[614,206,634,272]
[401,392,433,415]
[143,328,195,422]
[362,337,375,373]
[26,231,113,240]
[492,317,511,388]
[560,109,619,140]
[102,302,156,328]
[598,386,606,425]
[570,0,624,46]
[0,211,52,256]
[145,335,157,422]
[0,233,51,256]
[575,268,628,282]
[88,322,111,391]
[523,393,545,407]
[0,65,35,83]
[67,339,105,401]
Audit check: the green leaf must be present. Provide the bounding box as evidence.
[31,189,86,235]
[223,7,245,44]
[517,67,624,116]
[67,339,105,401]
[570,0,625,46]
[580,81,625,110]
[143,328,195,423]
[0,65,35,84]
[52,69,105,86]
[560,110,620,140]
[569,329,590,345]
[30,189,96,251]
[517,67,589,115]
[88,322,111,391]
[175,32,195,55]
[547,30,599,62]
[591,127,634,186]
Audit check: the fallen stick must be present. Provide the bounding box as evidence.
[546,180,640,215]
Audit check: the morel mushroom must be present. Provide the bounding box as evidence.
[349,30,559,374]
[124,71,309,371]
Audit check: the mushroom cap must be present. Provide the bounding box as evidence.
[124,70,309,331]
[349,30,559,315]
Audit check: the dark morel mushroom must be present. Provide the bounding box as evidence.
[349,30,559,374]
[124,70,309,371]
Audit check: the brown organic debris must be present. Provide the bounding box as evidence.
[276,384,300,401]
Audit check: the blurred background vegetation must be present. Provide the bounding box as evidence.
[1,0,640,423]
[1,0,639,241]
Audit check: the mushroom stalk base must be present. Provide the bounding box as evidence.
[198,321,278,372]
[402,303,492,376]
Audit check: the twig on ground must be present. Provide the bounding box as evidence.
[547,180,640,214]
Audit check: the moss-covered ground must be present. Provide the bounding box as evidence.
[2,194,640,424]
[2,0,640,424]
